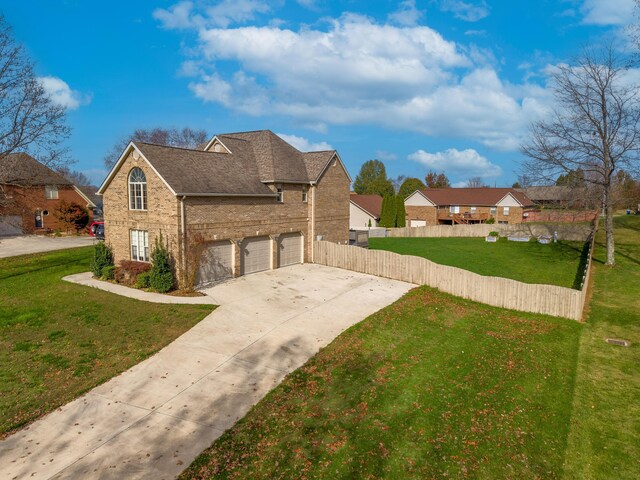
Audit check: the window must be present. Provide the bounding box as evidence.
[128,167,147,210]
[490,207,497,215]
[130,230,149,262]
[449,206,460,214]
[45,186,58,199]
[302,186,307,203]
[503,206,510,215]
[276,184,283,203]
[470,207,477,214]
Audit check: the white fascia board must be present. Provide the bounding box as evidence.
[496,192,523,207]
[203,135,232,153]
[405,190,435,206]
[350,199,378,219]
[72,185,96,208]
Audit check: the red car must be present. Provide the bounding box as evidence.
[87,221,104,237]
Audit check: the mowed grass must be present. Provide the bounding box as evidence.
[181,288,582,479]
[369,237,587,288]
[0,247,213,437]
[563,215,640,479]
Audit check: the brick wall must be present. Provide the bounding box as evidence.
[405,206,438,225]
[313,159,350,244]
[0,184,93,233]
[102,151,181,277]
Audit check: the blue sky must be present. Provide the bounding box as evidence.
[0,0,635,187]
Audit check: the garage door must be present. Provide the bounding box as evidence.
[196,241,234,286]
[241,236,271,275]
[278,233,302,267]
[0,216,22,236]
[410,220,427,227]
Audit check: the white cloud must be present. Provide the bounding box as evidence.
[388,0,423,26]
[276,133,332,151]
[154,0,272,29]
[296,0,318,9]
[375,150,398,161]
[37,76,90,110]
[408,148,502,178]
[160,7,551,150]
[440,0,490,22]
[581,0,635,26]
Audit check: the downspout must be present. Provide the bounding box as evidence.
[311,184,316,262]
[180,196,187,283]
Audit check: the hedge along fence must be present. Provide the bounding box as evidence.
[313,240,591,321]
[387,223,594,242]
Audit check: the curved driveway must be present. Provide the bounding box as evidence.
[0,264,413,480]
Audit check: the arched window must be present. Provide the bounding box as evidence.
[128,167,147,210]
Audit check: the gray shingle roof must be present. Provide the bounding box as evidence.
[0,153,73,186]
[135,143,273,195]
[117,130,339,197]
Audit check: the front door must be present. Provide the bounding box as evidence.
[34,210,43,229]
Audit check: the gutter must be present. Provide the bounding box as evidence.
[175,192,277,198]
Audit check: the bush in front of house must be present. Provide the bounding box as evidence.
[485,217,496,224]
[101,265,115,280]
[135,271,151,289]
[91,242,114,277]
[149,234,174,293]
[488,231,499,237]
[115,260,151,286]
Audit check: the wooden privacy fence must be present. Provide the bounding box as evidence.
[387,223,593,242]
[313,241,589,320]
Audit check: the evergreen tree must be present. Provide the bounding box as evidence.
[398,177,426,198]
[395,194,406,227]
[379,194,397,227]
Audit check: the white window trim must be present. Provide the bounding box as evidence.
[490,207,497,215]
[449,205,460,214]
[503,206,510,215]
[128,168,148,211]
[45,185,58,200]
[302,186,307,203]
[470,207,477,214]
[130,230,149,262]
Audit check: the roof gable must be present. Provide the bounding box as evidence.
[0,153,73,186]
[350,194,382,218]
[416,188,533,207]
[405,190,436,206]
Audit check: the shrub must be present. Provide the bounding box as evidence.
[55,200,90,233]
[149,233,174,293]
[395,195,406,228]
[101,265,115,281]
[379,194,397,228]
[488,231,499,237]
[485,217,496,224]
[135,271,151,289]
[115,260,151,286]
[91,242,114,277]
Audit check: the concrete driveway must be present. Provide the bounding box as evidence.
[0,235,95,258]
[0,264,413,480]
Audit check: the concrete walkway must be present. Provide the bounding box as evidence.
[63,273,215,304]
[0,264,413,480]
[0,235,95,258]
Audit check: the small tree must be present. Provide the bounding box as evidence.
[379,194,397,227]
[353,159,395,197]
[91,242,113,278]
[395,194,406,227]
[425,171,451,188]
[149,233,174,292]
[398,177,426,198]
[54,200,89,232]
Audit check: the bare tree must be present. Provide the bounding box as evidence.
[425,170,450,188]
[103,127,208,168]
[466,176,486,188]
[521,46,640,265]
[56,166,91,186]
[0,16,70,167]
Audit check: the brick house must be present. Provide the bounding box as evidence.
[0,153,96,235]
[349,194,382,229]
[404,188,534,226]
[98,130,351,287]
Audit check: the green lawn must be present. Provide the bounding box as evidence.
[562,215,640,479]
[0,247,213,437]
[181,289,582,479]
[369,237,587,288]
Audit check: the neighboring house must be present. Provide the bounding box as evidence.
[516,186,571,207]
[404,188,534,226]
[0,153,96,235]
[350,194,382,229]
[98,130,351,287]
[77,185,104,219]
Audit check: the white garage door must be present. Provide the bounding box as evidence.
[410,220,427,227]
[278,233,302,267]
[196,241,234,286]
[241,236,271,275]
[0,216,23,236]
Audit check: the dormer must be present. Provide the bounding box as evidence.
[203,136,231,154]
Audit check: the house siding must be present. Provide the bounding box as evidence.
[0,184,93,233]
[405,206,438,226]
[313,160,350,244]
[102,151,181,275]
[405,204,524,225]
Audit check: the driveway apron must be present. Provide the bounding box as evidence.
[0,264,413,479]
